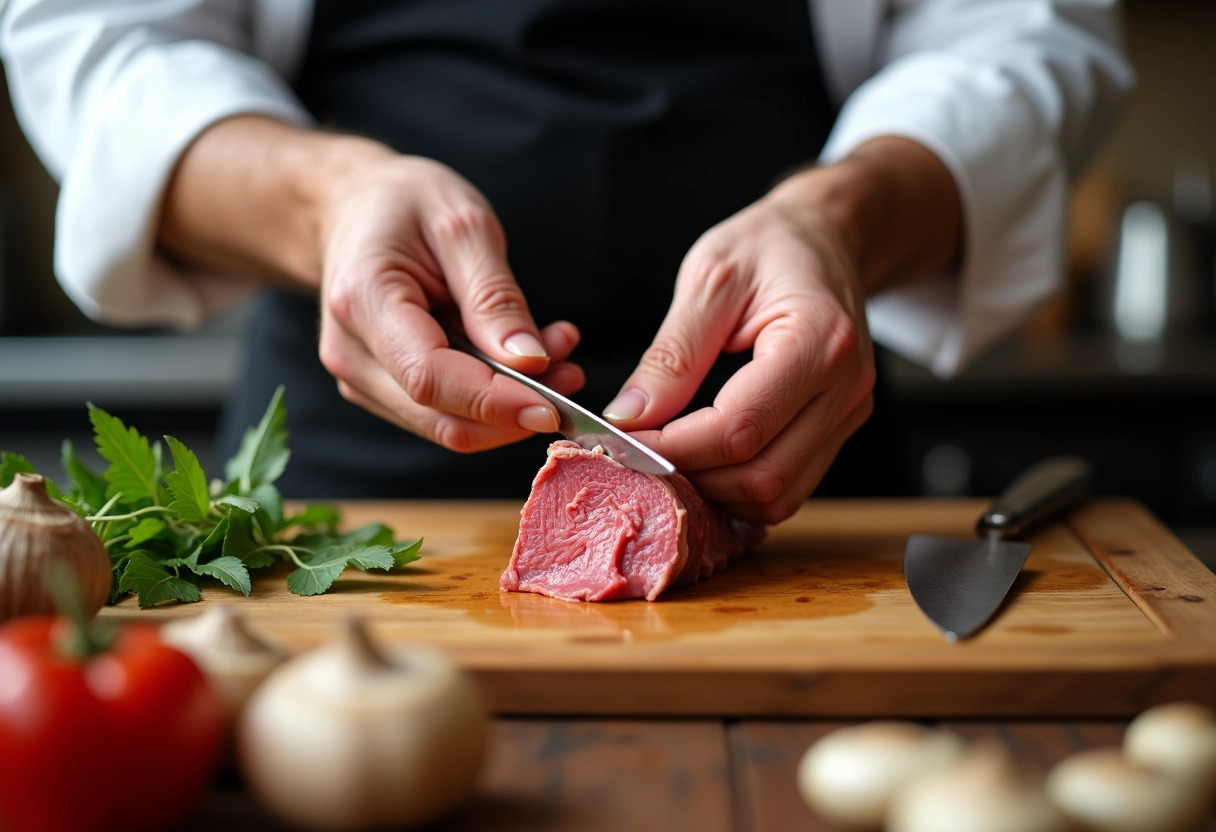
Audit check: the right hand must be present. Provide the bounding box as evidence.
[316,153,585,452]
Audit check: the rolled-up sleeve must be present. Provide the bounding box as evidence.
[819,0,1135,376]
[0,0,313,329]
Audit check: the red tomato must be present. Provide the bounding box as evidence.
[0,616,224,832]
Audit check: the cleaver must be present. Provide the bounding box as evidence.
[905,456,1093,642]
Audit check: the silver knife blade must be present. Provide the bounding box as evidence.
[904,535,1032,642]
[904,456,1092,642]
[447,333,677,476]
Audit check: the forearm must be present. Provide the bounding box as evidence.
[768,136,963,295]
[158,115,392,289]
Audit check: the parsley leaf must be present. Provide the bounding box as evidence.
[61,439,108,511]
[225,385,290,494]
[89,404,161,505]
[119,553,202,608]
[191,555,252,597]
[164,436,211,523]
[286,543,395,596]
[0,451,35,487]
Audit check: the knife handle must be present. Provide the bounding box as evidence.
[976,456,1092,540]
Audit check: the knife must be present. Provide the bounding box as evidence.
[905,456,1092,642]
[446,331,677,476]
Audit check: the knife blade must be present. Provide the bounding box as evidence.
[446,331,677,476]
[905,456,1092,642]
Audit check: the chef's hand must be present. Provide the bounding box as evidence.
[606,138,962,524]
[316,152,585,451]
[160,117,583,452]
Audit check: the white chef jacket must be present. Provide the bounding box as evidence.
[0,0,1134,377]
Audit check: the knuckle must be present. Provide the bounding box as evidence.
[465,276,528,319]
[824,317,861,369]
[466,383,499,424]
[723,409,767,463]
[746,468,784,505]
[432,418,476,453]
[760,497,799,526]
[432,204,496,243]
[318,339,348,381]
[397,354,435,405]
[641,336,696,380]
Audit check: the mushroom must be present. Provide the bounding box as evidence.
[887,740,1072,832]
[237,618,489,831]
[0,473,110,621]
[1124,702,1216,800]
[159,605,287,726]
[796,721,964,830]
[1047,747,1209,832]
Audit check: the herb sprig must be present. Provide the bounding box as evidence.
[0,387,421,607]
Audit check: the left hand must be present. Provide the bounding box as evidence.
[604,175,876,525]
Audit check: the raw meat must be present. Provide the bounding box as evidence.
[501,441,763,601]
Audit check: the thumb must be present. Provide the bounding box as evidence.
[604,264,742,429]
[430,204,550,371]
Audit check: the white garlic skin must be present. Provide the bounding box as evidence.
[887,742,1071,832]
[796,721,964,830]
[160,605,287,724]
[238,623,488,831]
[1124,702,1216,799]
[1047,747,1208,832]
[0,473,110,621]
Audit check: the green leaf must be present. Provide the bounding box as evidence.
[163,436,211,524]
[223,510,269,566]
[216,494,259,514]
[118,553,201,608]
[340,523,395,548]
[127,517,166,546]
[88,404,160,505]
[250,483,284,533]
[389,538,424,568]
[61,440,107,510]
[225,386,290,493]
[192,555,252,597]
[282,504,341,531]
[286,544,394,596]
[0,451,36,487]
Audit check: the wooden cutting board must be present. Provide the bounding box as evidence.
[100,498,1216,717]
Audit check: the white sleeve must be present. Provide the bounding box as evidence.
[0,0,314,329]
[818,0,1135,377]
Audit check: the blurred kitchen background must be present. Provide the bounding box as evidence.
[0,0,1213,568]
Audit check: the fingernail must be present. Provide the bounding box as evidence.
[503,332,549,359]
[604,389,646,422]
[518,405,559,433]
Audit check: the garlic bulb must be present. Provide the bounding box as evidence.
[0,473,110,621]
[1124,702,1216,799]
[796,721,964,830]
[1047,747,1209,832]
[887,740,1071,832]
[238,618,489,831]
[160,605,287,724]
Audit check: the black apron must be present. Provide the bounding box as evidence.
[217,0,907,500]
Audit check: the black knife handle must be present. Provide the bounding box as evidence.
[976,457,1093,540]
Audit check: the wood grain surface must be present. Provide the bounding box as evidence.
[100,498,1216,717]
[188,718,1216,832]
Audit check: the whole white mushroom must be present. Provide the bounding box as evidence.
[886,740,1072,832]
[238,618,489,831]
[1124,702,1216,800]
[1047,747,1209,832]
[796,721,964,830]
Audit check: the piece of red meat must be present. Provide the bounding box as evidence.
[501,440,763,601]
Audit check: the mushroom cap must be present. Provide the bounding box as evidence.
[796,721,964,830]
[887,742,1071,832]
[1047,747,1209,832]
[1125,702,1216,798]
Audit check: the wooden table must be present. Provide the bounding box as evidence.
[193,718,1216,831]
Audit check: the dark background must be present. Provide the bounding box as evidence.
[0,0,1213,567]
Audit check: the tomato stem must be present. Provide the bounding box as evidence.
[45,563,116,660]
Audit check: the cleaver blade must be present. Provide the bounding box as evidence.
[905,457,1093,642]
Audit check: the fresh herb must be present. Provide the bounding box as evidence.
[0,387,421,607]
